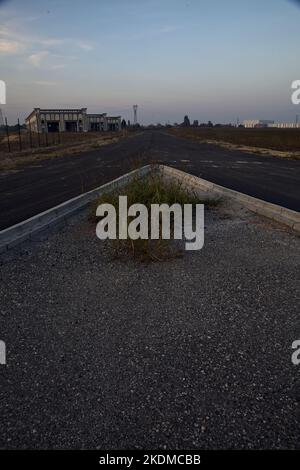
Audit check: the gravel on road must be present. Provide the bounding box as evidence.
[0,204,299,449]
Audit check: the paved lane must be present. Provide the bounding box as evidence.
[0,130,299,230]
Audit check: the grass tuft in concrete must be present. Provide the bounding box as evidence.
[91,173,220,262]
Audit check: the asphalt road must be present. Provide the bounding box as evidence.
[0,207,299,449]
[0,130,299,230]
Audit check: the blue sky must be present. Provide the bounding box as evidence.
[0,0,300,124]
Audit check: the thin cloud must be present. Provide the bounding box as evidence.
[158,25,180,34]
[1,29,64,50]
[39,38,64,47]
[77,41,94,51]
[28,51,49,67]
[34,80,57,86]
[51,64,65,70]
[0,38,23,54]
[0,15,95,66]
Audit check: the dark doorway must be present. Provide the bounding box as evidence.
[47,121,59,133]
[65,121,77,132]
[90,122,100,131]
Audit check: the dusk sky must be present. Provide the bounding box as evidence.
[0,0,300,124]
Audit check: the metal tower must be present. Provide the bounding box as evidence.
[133,105,138,125]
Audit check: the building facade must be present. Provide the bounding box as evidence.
[267,122,300,128]
[243,119,300,129]
[243,119,274,128]
[25,108,121,133]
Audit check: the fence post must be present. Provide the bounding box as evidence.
[37,127,41,147]
[17,118,22,151]
[29,121,33,148]
[5,117,11,153]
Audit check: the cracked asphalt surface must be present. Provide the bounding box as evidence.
[0,130,300,230]
[0,206,299,449]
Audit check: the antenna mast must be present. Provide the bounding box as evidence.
[133,104,138,125]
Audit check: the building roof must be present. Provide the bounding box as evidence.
[86,113,107,117]
[25,107,87,122]
[25,108,121,122]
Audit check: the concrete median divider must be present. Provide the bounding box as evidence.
[0,163,299,252]
[0,164,155,253]
[159,165,300,233]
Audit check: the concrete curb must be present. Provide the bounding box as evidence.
[1,163,299,252]
[159,165,300,233]
[0,164,155,253]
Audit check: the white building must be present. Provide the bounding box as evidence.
[25,108,121,133]
[268,122,300,129]
[243,119,274,128]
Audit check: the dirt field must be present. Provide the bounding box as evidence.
[0,131,126,171]
[169,127,300,159]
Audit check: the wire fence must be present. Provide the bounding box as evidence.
[0,118,120,154]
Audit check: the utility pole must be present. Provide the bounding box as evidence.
[5,117,10,152]
[17,118,22,151]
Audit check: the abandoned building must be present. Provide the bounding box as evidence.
[25,108,121,133]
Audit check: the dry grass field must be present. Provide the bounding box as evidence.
[0,131,126,171]
[170,127,300,159]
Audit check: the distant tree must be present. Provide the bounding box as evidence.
[193,120,199,127]
[182,115,190,127]
[198,121,214,128]
[2,123,26,132]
